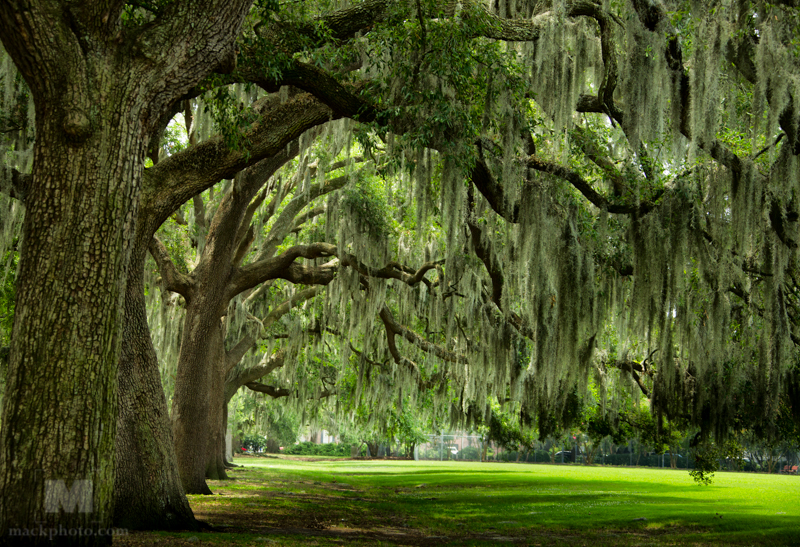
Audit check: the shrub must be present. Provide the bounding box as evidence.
[284,442,350,456]
[241,435,266,452]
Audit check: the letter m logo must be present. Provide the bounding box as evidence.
[45,480,93,513]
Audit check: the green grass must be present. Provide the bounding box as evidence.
[115,457,800,546]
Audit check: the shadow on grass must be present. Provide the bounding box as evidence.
[114,462,799,546]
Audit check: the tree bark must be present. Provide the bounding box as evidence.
[167,142,338,493]
[203,326,229,482]
[173,297,226,495]
[170,165,278,493]
[114,86,316,525]
[0,2,251,541]
[114,238,196,530]
[0,89,141,546]
[222,404,237,468]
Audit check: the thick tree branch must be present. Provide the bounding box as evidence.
[262,287,322,329]
[0,2,90,114]
[233,179,277,260]
[291,205,326,234]
[379,306,468,364]
[148,237,194,299]
[224,350,287,402]
[142,93,336,224]
[257,0,397,53]
[339,253,442,288]
[132,0,250,105]
[472,137,659,223]
[606,357,652,397]
[245,381,332,400]
[458,1,606,42]
[470,144,519,223]
[526,155,661,215]
[192,194,207,231]
[572,126,628,196]
[235,57,378,121]
[254,170,356,262]
[228,244,338,299]
[232,225,256,268]
[231,141,305,267]
[467,217,504,307]
[244,383,292,398]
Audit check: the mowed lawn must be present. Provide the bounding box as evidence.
[116,457,800,546]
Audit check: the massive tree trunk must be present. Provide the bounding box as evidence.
[203,325,229,482]
[222,404,235,468]
[205,386,228,481]
[114,240,196,530]
[0,2,251,542]
[0,86,144,544]
[171,180,256,494]
[165,140,331,494]
[172,295,225,494]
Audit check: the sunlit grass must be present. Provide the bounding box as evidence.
[116,458,800,546]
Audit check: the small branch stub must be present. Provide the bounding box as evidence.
[63,108,92,142]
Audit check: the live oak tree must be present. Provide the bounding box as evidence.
[150,126,346,494]
[0,1,254,542]
[116,91,346,517]
[3,0,800,543]
[150,118,450,493]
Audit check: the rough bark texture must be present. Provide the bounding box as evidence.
[0,1,251,543]
[170,153,298,494]
[205,370,228,482]
[112,93,321,525]
[132,94,334,496]
[0,85,139,546]
[114,237,196,530]
[159,101,351,493]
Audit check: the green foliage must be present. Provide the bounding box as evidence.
[233,392,300,448]
[253,0,279,13]
[485,407,533,453]
[200,83,260,153]
[0,249,16,349]
[386,402,430,455]
[241,434,267,452]
[585,408,631,447]
[283,441,350,456]
[341,175,395,240]
[161,118,188,157]
[86,0,800,477]
[537,388,583,441]
[689,441,720,486]
[121,1,171,26]
[155,213,193,274]
[0,70,31,143]
[356,0,528,165]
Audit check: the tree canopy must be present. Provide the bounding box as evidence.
[138,0,800,443]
